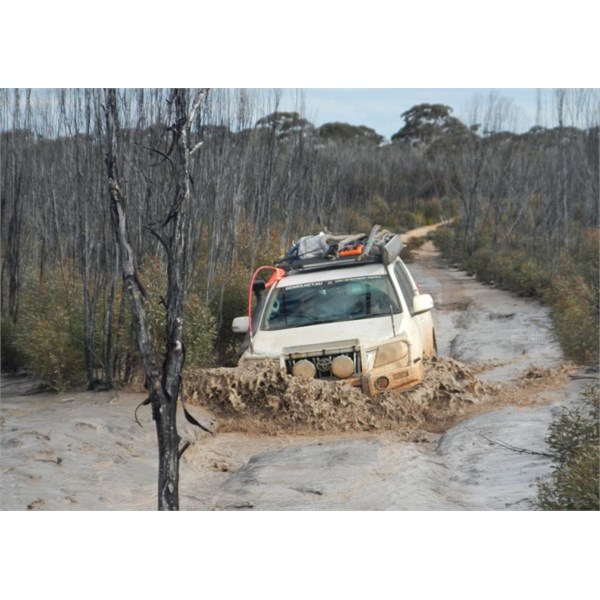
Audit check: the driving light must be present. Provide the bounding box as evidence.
[292,359,316,379]
[331,355,355,379]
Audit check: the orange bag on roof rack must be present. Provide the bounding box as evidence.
[338,243,364,257]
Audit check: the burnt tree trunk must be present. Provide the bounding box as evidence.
[104,88,207,510]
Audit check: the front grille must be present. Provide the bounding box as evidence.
[283,340,362,379]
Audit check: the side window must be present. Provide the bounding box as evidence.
[394,262,416,310]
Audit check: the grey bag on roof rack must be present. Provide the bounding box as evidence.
[276,225,403,270]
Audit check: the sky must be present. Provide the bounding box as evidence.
[4,87,596,144]
[277,88,546,141]
[3,5,596,143]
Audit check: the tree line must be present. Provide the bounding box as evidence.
[1,88,599,390]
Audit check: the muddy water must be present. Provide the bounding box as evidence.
[0,244,586,511]
[409,242,563,383]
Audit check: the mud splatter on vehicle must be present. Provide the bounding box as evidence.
[183,357,500,434]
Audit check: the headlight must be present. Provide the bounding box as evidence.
[374,340,409,368]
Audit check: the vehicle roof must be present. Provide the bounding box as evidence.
[276,260,391,288]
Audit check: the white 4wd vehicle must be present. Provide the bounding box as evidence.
[232,234,436,396]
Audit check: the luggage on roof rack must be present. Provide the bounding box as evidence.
[275,225,403,270]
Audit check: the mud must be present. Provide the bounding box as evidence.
[184,354,576,441]
[184,357,499,435]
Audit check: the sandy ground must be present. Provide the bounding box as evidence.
[1,227,593,511]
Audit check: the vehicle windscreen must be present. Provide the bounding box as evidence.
[262,274,401,330]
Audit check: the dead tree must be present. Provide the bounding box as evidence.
[104,88,207,510]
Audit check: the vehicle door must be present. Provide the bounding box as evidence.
[393,261,434,352]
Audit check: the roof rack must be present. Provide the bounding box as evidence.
[279,254,382,274]
[275,229,403,273]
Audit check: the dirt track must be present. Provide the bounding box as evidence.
[0,226,591,510]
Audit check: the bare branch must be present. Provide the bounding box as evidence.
[178,441,191,459]
[134,396,152,428]
[189,141,203,155]
[130,142,175,168]
[463,424,553,458]
[144,224,168,251]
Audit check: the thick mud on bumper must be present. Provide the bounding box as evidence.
[240,341,425,396]
[359,359,424,396]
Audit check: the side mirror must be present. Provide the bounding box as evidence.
[413,294,434,315]
[232,316,249,334]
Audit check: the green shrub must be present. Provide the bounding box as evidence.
[550,230,600,365]
[430,225,458,258]
[508,254,549,296]
[463,247,492,278]
[421,197,442,224]
[551,271,599,365]
[138,257,217,368]
[16,269,87,390]
[209,262,250,360]
[185,294,217,367]
[535,385,599,510]
[397,210,418,231]
[1,317,24,372]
